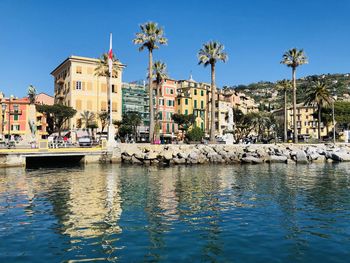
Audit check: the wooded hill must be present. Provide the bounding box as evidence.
[225,73,350,110]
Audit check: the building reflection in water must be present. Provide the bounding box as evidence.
[2,163,350,262]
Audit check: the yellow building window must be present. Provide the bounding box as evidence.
[87,100,92,110]
[76,66,82,74]
[101,101,107,111]
[112,102,117,112]
[76,100,82,110]
[87,82,92,91]
[101,84,107,93]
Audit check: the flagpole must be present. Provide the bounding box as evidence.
[107,32,115,148]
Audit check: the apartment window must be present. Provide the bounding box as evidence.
[201,101,204,109]
[101,101,107,111]
[11,125,20,131]
[170,89,174,94]
[101,84,107,93]
[201,122,204,130]
[87,100,92,110]
[13,115,18,121]
[112,102,117,112]
[194,100,197,108]
[87,82,92,91]
[112,84,116,93]
[304,121,307,126]
[177,98,180,105]
[166,123,170,133]
[159,112,162,120]
[194,89,197,95]
[76,81,82,90]
[13,105,19,112]
[185,98,188,105]
[185,109,188,115]
[201,90,204,96]
[76,66,82,74]
[76,100,82,110]
[172,123,175,133]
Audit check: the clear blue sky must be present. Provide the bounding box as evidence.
[0,0,349,97]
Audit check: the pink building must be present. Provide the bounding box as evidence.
[154,79,177,138]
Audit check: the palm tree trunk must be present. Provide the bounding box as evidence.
[148,50,154,143]
[292,67,298,143]
[318,105,322,142]
[210,63,216,143]
[284,89,288,142]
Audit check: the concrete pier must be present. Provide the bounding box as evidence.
[0,147,117,168]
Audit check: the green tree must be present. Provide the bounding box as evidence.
[281,48,308,143]
[153,60,169,140]
[333,101,350,129]
[36,104,77,137]
[231,108,256,143]
[304,81,332,141]
[198,41,228,143]
[133,22,167,143]
[79,110,96,137]
[119,111,142,140]
[172,113,195,139]
[185,126,204,142]
[276,79,292,142]
[27,85,37,104]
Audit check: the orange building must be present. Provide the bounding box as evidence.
[154,79,177,138]
[0,94,52,142]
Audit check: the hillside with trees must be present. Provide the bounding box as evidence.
[227,73,350,111]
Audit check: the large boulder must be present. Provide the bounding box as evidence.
[241,156,263,164]
[266,155,288,163]
[331,152,350,162]
[295,150,308,164]
[173,157,186,165]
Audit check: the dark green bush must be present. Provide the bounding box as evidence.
[185,127,204,142]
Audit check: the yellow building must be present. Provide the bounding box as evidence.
[51,55,124,130]
[274,104,333,139]
[176,78,209,132]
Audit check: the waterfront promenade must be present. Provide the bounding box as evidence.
[2,143,350,168]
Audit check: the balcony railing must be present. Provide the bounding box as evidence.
[10,110,22,115]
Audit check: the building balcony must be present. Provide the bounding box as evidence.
[10,110,22,115]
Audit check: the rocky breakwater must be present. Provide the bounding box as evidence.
[118,143,350,166]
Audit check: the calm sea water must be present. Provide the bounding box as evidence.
[1,163,350,262]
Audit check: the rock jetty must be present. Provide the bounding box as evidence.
[118,143,350,166]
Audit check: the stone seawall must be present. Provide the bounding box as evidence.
[118,143,350,165]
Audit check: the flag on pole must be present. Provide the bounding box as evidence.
[108,33,113,76]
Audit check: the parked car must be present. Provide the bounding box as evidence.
[78,136,92,147]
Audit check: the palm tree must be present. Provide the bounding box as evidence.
[281,48,308,143]
[27,85,37,104]
[80,110,95,136]
[304,81,332,141]
[276,79,292,142]
[94,53,121,78]
[133,22,167,143]
[98,111,109,133]
[198,41,228,143]
[152,61,168,140]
